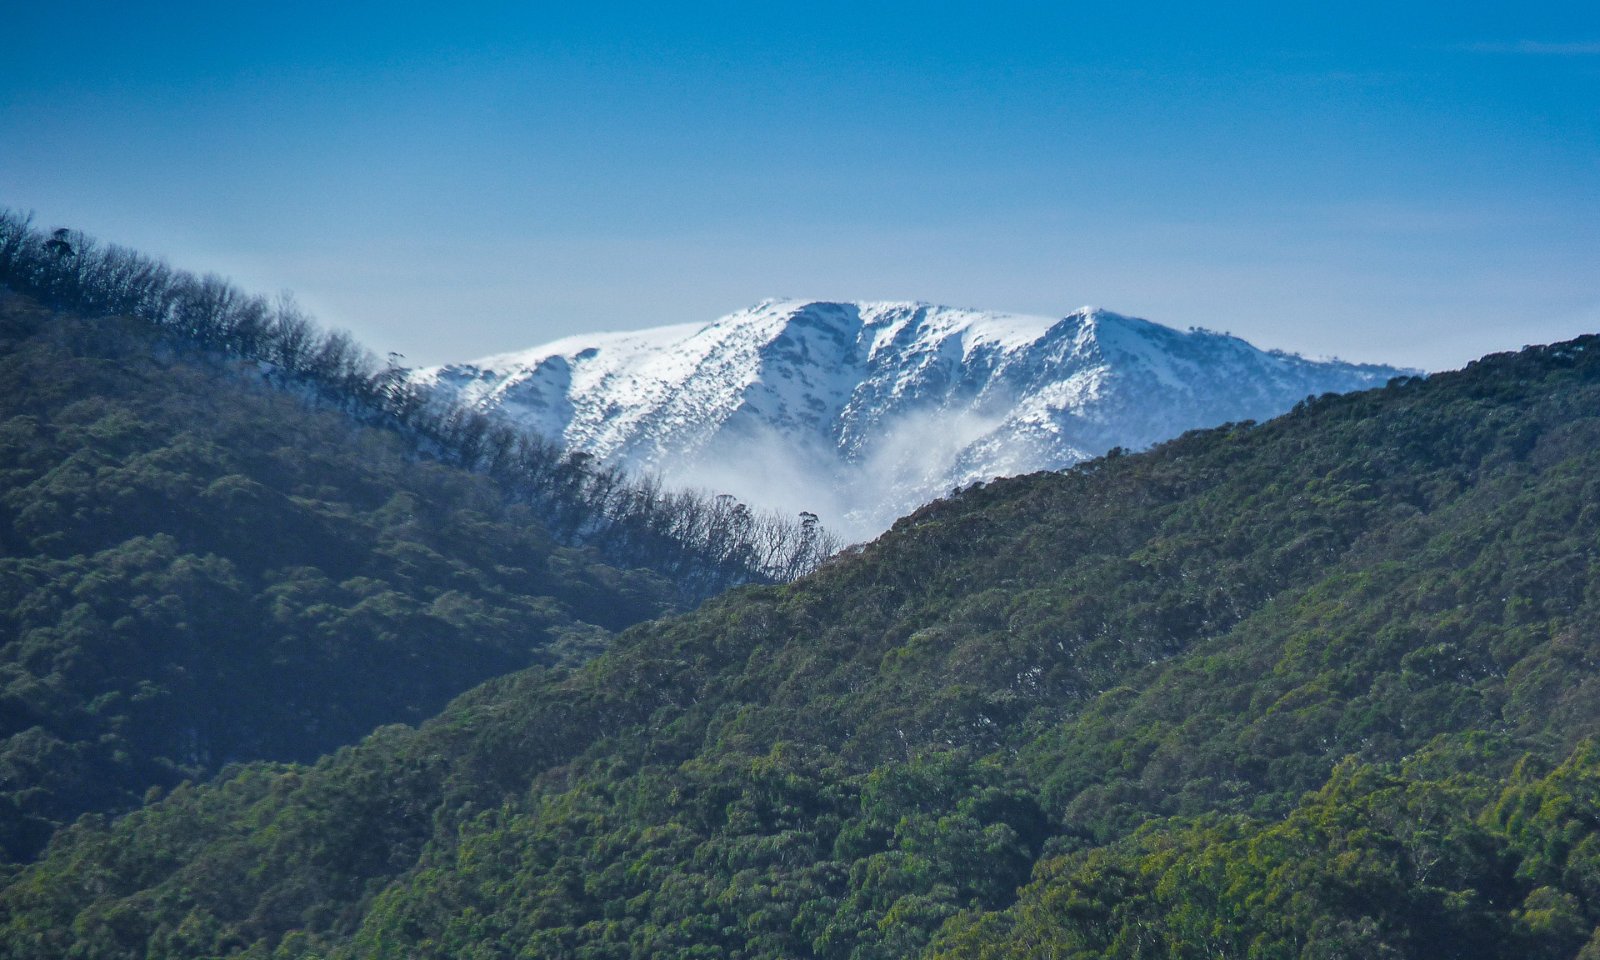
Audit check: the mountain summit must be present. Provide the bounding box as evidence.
[416,300,1409,539]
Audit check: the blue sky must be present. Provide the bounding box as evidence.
[5,2,1597,370]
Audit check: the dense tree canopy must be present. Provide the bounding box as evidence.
[0,291,684,863]
[4,310,1599,957]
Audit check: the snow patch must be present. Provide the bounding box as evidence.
[412,299,1415,543]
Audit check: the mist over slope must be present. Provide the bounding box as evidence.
[417,299,1409,540]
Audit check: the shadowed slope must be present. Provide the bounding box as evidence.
[0,293,678,863]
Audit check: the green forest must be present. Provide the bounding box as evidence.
[0,290,683,864]
[4,230,1600,957]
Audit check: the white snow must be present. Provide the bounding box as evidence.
[412,299,1413,543]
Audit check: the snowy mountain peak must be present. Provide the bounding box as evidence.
[415,300,1412,540]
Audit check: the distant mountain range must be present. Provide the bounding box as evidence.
[415,300,1411,540]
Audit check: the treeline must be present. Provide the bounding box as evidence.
[11,311,1600,956]
[0,210,838,596]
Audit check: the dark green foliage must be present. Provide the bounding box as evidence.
[0,292,678,863]
[6,314,1600,957]
[929,739,1600,960]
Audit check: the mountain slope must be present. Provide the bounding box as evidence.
[0,211,838,598]
[6,333,1600,958]
[0,291,681,863]
[418,299,1408,538]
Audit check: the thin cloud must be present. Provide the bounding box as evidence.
[1456,40,1600,56]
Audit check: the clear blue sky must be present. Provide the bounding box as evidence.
[5,2,1597,370]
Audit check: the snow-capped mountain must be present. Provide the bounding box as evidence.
[414,300,1411,541]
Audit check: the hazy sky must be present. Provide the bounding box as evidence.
[5,2,1597,371]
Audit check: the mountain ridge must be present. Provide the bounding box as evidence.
[417,299,1412,539]
[0,211,839,593]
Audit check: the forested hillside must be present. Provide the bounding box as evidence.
[0,211,839,600]
[0,291,683,864]
[6,326,1600,958]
